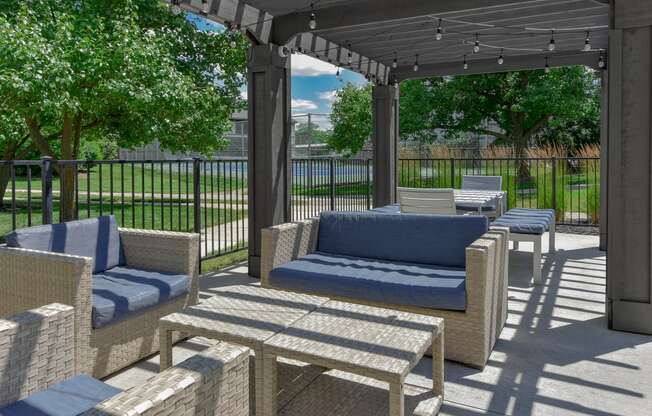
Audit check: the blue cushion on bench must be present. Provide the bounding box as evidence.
[269,252,466,311]
[317,211,488,268]
[4,216,124,273]
[0,374,121,416]
[92,266,190,328]
[492,208,555,235]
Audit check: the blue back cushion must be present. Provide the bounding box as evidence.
[317,211,488,268]
[5,216,124,273]
[0,374,121,416]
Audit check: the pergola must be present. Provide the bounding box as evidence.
[175,0,652,336]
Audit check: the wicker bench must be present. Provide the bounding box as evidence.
[261,211,509,369]
[492,208,556,285]
[0,216,200,378]
[0,303,249,416]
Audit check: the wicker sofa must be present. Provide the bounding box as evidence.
[0,303,249,416]
[261,211,509,369]
[0,216,199,378]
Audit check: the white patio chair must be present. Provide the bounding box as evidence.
[460,175,505,217]
[397,187,456,214]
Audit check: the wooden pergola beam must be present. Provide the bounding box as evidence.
[393,51,603,81]
[271,0,548,45]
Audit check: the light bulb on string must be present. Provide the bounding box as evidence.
[309,4,317,30]
[336,66,340,78]
[392,52,398,69]
[498,49,504,65]
[463,55,468,70]
[413,54,419,72]
[598,53,605,68]
[544,57,550,73]
[435,19,443,41]
[583,31,592,51]
[473,35,480,53]
[347,44,352,65]
[548,31,556,51]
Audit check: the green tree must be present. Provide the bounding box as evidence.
[294,121,331,145]
[0,0,247,218]
[328,68,599,169]
[328,83,372,157]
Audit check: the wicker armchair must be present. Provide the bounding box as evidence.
[0,303,249,416]
[261,217,509,369]
[0,227,200,378]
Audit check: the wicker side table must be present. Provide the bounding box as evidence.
[159,285,328,416]
[262,300,445,416]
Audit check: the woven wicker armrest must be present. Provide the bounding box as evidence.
[465,234,499,317]
[0,303,75,407]
[0,246,93,325]
[260,218,320,285]
[119,228,200,303]
[85,342,250,416]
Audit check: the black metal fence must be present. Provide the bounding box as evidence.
[0,156,601,263]
[0,158,248,262]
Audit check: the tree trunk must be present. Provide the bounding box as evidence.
[59,113,78,221]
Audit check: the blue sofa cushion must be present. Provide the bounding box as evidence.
[4,216,124,273]
[317,211,488,268]
[492,208,555,235]
[0,374,121,416]
[269,252,466,311]
[92,266,190,328]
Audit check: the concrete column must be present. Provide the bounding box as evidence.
[599,69,608,252]
[607,0,652,334]
[247,44,291,277]
[372,84,399,207]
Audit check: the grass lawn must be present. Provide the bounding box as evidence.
[10,163,247,195]
[201,249,248,273]
[0,200,246,240]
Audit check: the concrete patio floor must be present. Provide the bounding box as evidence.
[106,233,652,415]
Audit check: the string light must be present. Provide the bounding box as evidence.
[392,51,398,69]
[583,31,592,51]
[309,3,317,30]
[463,55,468,70]
[598,53,605,68]
[473,35,480,53]
[347,43,352,65]
[498,49,504,65]
[544,56,550,73]
[413,54,419,71]
[548,31,556,51]
[435,19,443,41]
[336,66,340,77]
[278,46,289,58]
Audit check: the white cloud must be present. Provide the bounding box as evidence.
[317,90,338,103]
[291,53,338,77]
[291,98,318,112]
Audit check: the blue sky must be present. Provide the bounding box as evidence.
[187,13,366,124]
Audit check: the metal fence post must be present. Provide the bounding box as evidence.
[366,159,371,210]
[551,156,557,212]
[450,158,455,188]
[192,158,202,272]
[41,156,53,225]
[329,158,335,210]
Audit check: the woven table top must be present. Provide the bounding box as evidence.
[160,285,329,346]
[264,300,443,383]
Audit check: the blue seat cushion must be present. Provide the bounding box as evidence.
[4,216,124,273]
[92,266,190,328]
[269,252,466,311]
[492,208,555,235]
[318,211,488,268]
[0,374,121,416]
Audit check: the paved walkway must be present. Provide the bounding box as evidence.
[107,233,652,415]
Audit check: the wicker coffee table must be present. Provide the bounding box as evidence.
[262,300,445,416]
[159,285,329,416]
